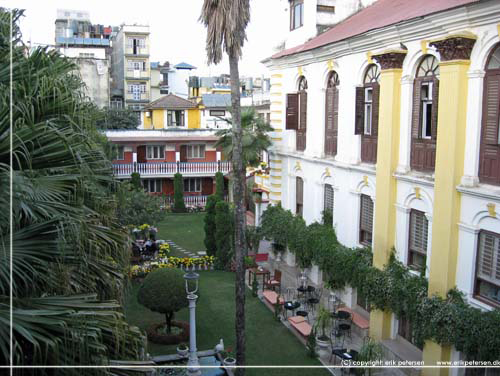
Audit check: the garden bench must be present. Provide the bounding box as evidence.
[262,289,284,307]
[287,316,312,337]
[336,307,369,330]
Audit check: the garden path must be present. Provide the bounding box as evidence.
[164,239,200,258]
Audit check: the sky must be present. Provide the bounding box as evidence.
[1,0,287,77]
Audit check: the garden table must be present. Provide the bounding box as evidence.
[248,268,270,290]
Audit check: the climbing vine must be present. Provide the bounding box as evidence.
[259,205,500,361]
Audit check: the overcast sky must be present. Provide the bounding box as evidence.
[1,0,287,77]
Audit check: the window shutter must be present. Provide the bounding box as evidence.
[411,78,423,140]
[372,84,380,137]
[332,87,339,155]
[360,195,373,232]
[431,78,439,140]
[180,145,187,161]
[355,87,364,135]
[479,74,500,184]
[324,87,334,155]
[299,91,307,130]
[296,177,303,205]
[409,211,428,254]
[286,93,298,130]
[324,184,334,213]
[477,233,500,285]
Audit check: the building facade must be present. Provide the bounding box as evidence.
[262,0,500,372]
[110,24,151,112]
[54,9,114,108]
[108,93,230,206]
[150,61,196,101]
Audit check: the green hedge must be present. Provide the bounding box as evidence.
[259,204,500,361]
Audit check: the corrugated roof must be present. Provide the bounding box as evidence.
[201,94,232,108]
[272,0,479,59]
[145,94,197,110]
[174,62,197,70]
[150,61,159,69]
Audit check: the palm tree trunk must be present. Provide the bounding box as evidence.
[229,52,246,375]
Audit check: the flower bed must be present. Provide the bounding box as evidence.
[130,255,216,279]
[146,320,189,345]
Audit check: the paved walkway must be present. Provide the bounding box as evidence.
[164,240,202,258]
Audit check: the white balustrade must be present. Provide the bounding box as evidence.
[112,162,231,177]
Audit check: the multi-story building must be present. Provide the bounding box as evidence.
[54,9,114,108]
[108,93,231,206]
[150,61,196,101]
[262,0,500,372]
[110,24,151,112]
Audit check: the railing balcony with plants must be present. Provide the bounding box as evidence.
[112,161,231,177]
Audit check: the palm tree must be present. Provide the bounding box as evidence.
[200,1,250,373]
[215,107,273,170]
[1,9,144,373]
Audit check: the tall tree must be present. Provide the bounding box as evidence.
[200,1,250,372]
[0,9,143,372]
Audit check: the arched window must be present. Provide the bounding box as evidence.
[410,55,440,172]
[479,44,500,185]
[355,64,380,164]
[325,71,340,156]
[286,76,308,151]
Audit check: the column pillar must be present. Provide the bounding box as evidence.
[423,34,476,376]
[369,50,407,340]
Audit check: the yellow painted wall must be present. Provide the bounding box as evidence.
[152,109,164,129]
[422,60,470,376]
[369,67,403,341]
[143,112,152,129]
[188,109,201,129]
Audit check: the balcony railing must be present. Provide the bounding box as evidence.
[113,161,231,177]
[162,194,229,208]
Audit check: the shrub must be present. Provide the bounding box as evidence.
[131,172,142,190]
[204,195,219,256]
[215,171,225,200]
[173,173,186,212]
[115,182,166,226]
[137,268,188,334]
[215,201,233,269]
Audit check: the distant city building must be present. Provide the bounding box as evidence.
[150,61,196,101]
[54,9,115,108]
[110,24,151,113]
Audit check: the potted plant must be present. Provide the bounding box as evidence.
[314,306,331,349]
[221,348,236,367]
[355,337,384,376]
[176,343,189,357]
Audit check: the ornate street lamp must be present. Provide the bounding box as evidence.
[184,270,201,376]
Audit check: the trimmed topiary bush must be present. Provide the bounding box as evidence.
[215,171,224,200]
[215,200,233,270]
[173,172,186,212]
[204,194,219,256]
[137,268,188,335]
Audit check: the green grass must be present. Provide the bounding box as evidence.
[156,213,206,256]
[124,271,329,375]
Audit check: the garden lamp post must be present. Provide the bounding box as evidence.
[184,271,201,376]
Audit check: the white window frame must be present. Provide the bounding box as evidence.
[210,110,225,116]
[143,179,162,193]
[187,144,205,159]
[475,231,500,306]
[167,110,185,127]
[116,146,124,160]
[146,145,165,160]
[364,87,373,135]
[421,81,433,139]
[291,0,304,30]
[184,178,202,192]
[408,209,429,269]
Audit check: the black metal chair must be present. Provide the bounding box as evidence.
[307,287,322,318]
[335,309,352,339]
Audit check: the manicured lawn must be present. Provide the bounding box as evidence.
[124,271,329,375]
[156,213,206,256]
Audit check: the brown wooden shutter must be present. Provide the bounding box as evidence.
[360,195,373,234]
[286,93,298,130]
[411,79,422,140]
[479,74,500,184]
[372,84,380,136]
[297,91,307,151]
[137,145,146,163]
[202,177,213,195]
[431,78,439,140]
[355,87,364,135]
[180,145,187,162]
[332,87,339,155]
[477,232,500,285]
[409,210,428,254]
[324,87,334,155]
